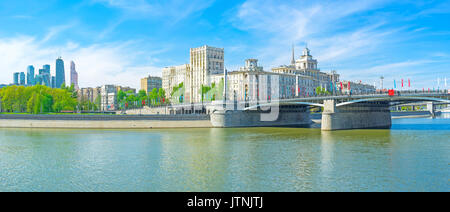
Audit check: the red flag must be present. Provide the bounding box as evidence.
[340,82,343,90]
[142,100,145,105]
[401,79,403,87]
[408,79,410,87]
[348,82,351,90]
[388,89,395,96]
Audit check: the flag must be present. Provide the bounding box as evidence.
[394,80,396,88]
[401,79,403,88]
[340,82,343,90]
[408,79,410,87]
[348,82,351,90]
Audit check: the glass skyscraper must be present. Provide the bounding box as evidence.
[51,76,56,88]
[27,65,35,85]
[13,72,19,84]
[56,57,65,88]
[19,72,25,85]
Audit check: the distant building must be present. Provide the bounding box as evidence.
[27,65,35,86]
[271,46,340,96]
[211,59,298,101]
[70,61,79,90]
[116,86,136,94]
[38,65,51,87]
[141,76,162,93]
[19,72,25,85]
[56,57,65,88]
[100,85,117,111]
[51,76,56,88]
[339,80,376,95]
[163,64,189,100]
[78,87,101,104]
[34,74,43,85]
[13,72,19,85]
[43,64,50,73]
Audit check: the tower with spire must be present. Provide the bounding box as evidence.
[291,44,295,65]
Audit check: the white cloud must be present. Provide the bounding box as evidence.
[92,0,215,39]
[93,0,215,21]
[42,22,77,43]
[231,0,393,68]
[0,36,162,89]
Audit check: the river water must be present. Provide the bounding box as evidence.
[0,115,449,192]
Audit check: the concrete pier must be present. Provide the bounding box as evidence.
[321,100,391,131]
[427,102,435,117]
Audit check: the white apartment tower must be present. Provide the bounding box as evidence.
[189,45,224,103]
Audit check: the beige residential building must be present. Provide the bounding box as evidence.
[212,59,297,101]
[272,46,340,96]
[162,45,224,103]
[116,85,136,94]
[78,87,101,103]
[141,76,162,93]
[189,45,224,103]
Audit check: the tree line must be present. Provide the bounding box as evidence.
[0,84,77,114]
[117,88,166,109]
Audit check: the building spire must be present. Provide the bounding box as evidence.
[291,44,295,65]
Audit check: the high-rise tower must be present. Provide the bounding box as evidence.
[27,65,35,86]
[189,45,224,103]
[55,57,65,88]
[70,61,79,90]
[291,44,295,65]
[13,72,19,84]
[19,72,25,85]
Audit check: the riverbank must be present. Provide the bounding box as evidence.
[0,111,436,129]
[0,114,212,129]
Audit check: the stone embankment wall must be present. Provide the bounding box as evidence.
[119,106,169,115]
[0,114,211,129]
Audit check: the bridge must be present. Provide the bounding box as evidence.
[209,91,450,130]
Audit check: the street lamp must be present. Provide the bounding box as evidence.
[380,76,384,91]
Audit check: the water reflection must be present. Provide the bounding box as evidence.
[320,131,335,188]
[0,118,448,191]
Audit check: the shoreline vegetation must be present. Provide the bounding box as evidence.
[0,84,169,114]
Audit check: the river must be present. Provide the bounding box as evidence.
[0,115,448,191]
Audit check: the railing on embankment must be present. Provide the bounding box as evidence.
[0,114,210,121]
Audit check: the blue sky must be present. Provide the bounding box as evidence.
[0,0,449,89]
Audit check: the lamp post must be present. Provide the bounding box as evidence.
[380,76,384,91]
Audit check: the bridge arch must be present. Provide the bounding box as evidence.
[336,96,450,107]
[243,101,324,111]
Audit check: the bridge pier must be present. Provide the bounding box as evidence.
[427,102,435,117]
[210,104,311,128]
[321,100,391,131]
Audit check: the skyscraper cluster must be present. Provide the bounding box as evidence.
[11,57,79,89]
